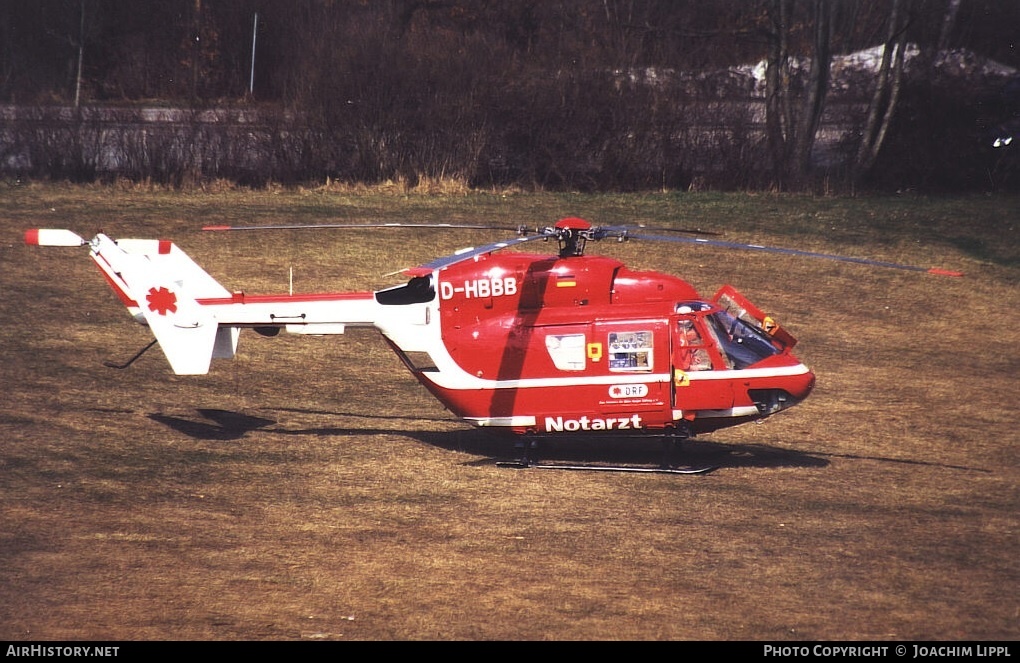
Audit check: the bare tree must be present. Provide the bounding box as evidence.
[936,0,960,52]
[764,0,840,190]
[852,0,911,182]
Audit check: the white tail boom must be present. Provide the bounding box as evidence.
[26,229,383,375]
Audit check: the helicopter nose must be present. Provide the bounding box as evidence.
[748,369,815,417]
[795,369,816,401]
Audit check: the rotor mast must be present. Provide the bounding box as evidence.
[552,217,594,258]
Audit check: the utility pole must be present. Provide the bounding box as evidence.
[191,0,201,100]
[73,0,85,107]
[249,12,258,96]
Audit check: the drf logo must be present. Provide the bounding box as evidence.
[609,384,648,399]
[440,277,518,300]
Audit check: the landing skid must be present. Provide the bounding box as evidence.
[496,460,716,475]
[496,429,717,475]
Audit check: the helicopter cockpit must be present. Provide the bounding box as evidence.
[704,309,782,369]
[675,302,782,370]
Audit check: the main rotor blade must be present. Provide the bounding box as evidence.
[202,221,721,236]
[403,234,554,276]
[614,224,722,237]
[629,233,963,277]
[202,222,521,232]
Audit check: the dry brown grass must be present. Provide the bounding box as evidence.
[0,183,1017,641]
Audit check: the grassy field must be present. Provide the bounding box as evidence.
[1,182,1017,640]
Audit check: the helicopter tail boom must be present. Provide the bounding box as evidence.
[26,229,382,375]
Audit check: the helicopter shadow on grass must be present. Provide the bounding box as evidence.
[148,409,278,441]
[147,407,830,472]
[454,434,831,471]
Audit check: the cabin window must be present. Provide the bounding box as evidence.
[545,333,587,371]
[675,319,713,371]
[608,331,653,372]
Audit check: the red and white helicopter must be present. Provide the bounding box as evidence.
[25,217,961,473]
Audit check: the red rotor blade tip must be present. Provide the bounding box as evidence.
[927,267,964,277]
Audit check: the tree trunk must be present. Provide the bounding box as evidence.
[852,0,911,181]
[790,0,835,188]
[765,0,793,188]
[764,0,836,191]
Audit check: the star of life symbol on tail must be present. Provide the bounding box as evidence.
[146,286,178,316]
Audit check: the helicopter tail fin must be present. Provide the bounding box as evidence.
[27,230,233,375]
[95,232,238,371]
[88,233,234,375]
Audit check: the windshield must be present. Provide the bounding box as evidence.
[703,310,781,369]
